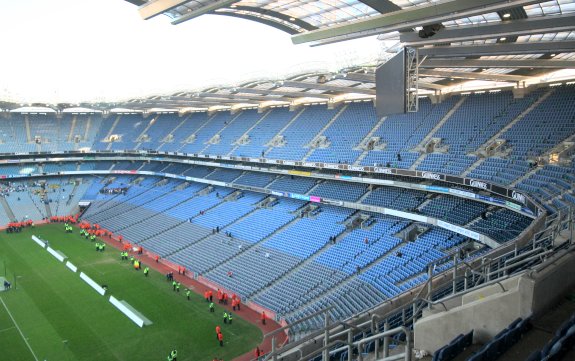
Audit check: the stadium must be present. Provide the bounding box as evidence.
[1,1,575,361]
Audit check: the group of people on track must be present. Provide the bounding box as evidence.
[5,219,34,233]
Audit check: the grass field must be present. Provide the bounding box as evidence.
[0,224,262,361]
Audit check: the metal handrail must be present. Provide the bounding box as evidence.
[268,208,573,361]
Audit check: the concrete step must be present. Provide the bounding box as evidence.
[24,115,32,143]
[413,96,467,151]
[105,115,122,151]
[83,115,92,142]
[199,111,247,155]
[409,153,428,171]
[156,113,193,151]
[44,201,53,219]
[227,109,272,157]
[353,115,389,166]
[461,157,486,177]
[67,115,77,142]
[264,107,306,155]
[476,89,554,153]
[510,165,543,187]
[134,115,159,150]
[0,197,17,222]
[175,113,217,152]
[303,104,349,161]
[353,149,370,166]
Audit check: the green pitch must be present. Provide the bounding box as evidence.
[0,224,262,361]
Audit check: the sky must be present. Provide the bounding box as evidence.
[0,0,387,104]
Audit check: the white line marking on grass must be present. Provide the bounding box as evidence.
[0,296,39,361]
[0,326,15,333]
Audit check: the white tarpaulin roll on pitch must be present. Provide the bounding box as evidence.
[109,296,144,327]
[31,235,46,248]
[79,272,106,296]
[46,247,65,262]
[65,261,78,273]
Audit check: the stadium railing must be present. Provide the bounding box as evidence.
[261,207,573,360]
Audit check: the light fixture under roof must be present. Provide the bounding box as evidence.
[503,13,511,18]
[550,53,557,57]
[289,17,295,21]
[500,37,507,41]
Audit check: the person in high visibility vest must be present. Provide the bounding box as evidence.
[144,267,149,277]
[223,312,228,324]
[209,302,214,313]
[228,312,233,325]
[186,289,191,300]
[176,283,180,292]
[171,349,177,361]
[172,281,177,291]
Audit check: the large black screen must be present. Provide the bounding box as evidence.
[376,50,406,118]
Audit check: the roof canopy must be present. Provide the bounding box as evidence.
[126,0,575,98]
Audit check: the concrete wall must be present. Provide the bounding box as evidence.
[531,249,575,317]
[414,276,534,352]
[414,248,575,354]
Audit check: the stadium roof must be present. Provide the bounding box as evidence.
[119,0,575,108]
[2,1,574,111]
[131,1,575,44]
